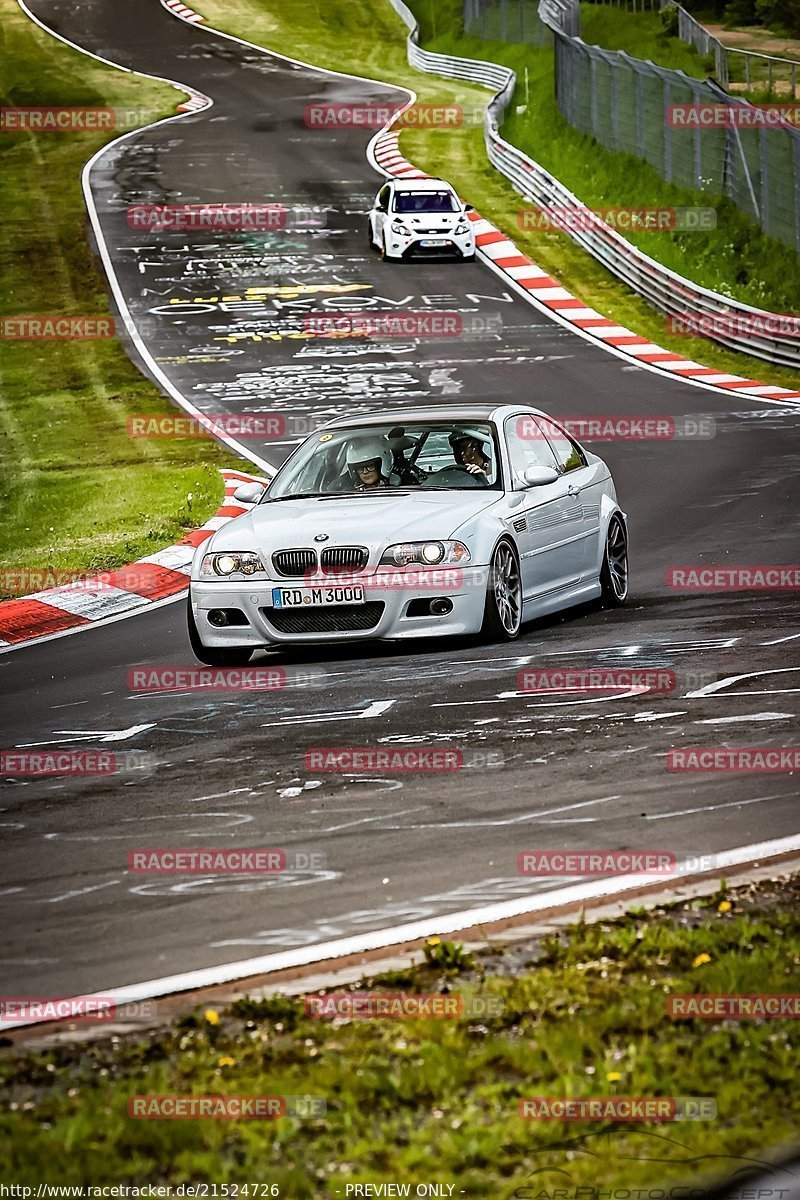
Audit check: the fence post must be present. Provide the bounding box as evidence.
[663,77,672,182]
[759,127,769,236]
[636,69,645,156]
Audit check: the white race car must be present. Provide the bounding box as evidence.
[368,177,476,261]
[187,405,628,664]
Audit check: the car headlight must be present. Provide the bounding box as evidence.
[379,541,471,568]
[454,220,470,235]
[391,220,411,235]
[199,551,265,577]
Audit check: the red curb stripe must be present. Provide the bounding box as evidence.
[105,563,188,599]
[548,298,590,310]
[216,505,248,518]
[523,276,560,289]
[719,379,773,389]
[602,334,652,344]
[634,352,687,363]
[474,230,506,246]
[179,529,214,547]
[221,470,263,483]
[0,599,90,643]
[493,255,532,269]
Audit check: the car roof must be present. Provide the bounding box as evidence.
[321,404,549,428]
[391,178,452,191]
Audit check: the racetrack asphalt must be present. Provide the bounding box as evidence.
[1,0,798,1002]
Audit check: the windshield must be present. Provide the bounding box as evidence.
[393,190,459,214]
[266,421,502,499]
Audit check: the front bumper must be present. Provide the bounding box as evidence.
[386,227,475,259]
[190,566,490,646]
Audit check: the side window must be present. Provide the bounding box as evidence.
[505,415,559,482]
[377,185,391,211]
[542,421,585,473]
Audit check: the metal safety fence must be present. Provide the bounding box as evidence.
[464,0,800,252]
[463,0,555,43]
[381,0,800,368]
[668,1,800,98]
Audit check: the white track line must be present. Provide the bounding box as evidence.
[17,0,275,475]
[4,832,800,1028]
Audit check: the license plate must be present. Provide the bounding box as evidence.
[271,585,365,608]
[419,238,447,247]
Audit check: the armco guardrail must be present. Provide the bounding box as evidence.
[383,0,800,369]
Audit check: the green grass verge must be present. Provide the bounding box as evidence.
[196,0,800,392]
[0,0,243,598]
[3,874,798,1192]
[579,4,714,76]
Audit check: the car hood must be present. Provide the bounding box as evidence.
[207,490,499,556]
[397,211,466,231]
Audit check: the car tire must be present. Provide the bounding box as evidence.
[482,539,523,640]
[187,595,254,666]
[367,219,376,250]
[381,234,396,263]
[462,252,476,262]
[599,514,629,606]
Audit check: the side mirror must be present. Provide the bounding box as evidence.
[520,465,559,488]
[233,482,266,504]
[464,204,474,213]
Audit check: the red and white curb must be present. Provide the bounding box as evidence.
[372,131,800,404]
[160,0,205,24]
[175,88,209,113]
[0,470,264,652]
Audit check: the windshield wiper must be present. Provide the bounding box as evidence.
[263,492,324,504]
[317,491,411,500]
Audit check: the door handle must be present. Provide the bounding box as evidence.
[567,483,580,497]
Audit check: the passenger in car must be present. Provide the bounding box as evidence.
[344,437,393,490]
